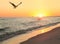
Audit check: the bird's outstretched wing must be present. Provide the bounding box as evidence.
[9,2,16,8]
[17,2,22,6]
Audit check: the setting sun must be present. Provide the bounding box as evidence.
[33,10,50,17]
[35,13,45,17]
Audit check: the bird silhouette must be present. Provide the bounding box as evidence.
[9,2,22,8]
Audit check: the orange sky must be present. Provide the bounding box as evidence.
[0,0,60,17]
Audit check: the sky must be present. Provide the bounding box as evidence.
[0,0,60,17]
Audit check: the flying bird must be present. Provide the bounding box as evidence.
[9,2,22,8]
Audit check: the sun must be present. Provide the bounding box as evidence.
[34,13,46,18]
[32,10,50,17]
[36,13,45,17]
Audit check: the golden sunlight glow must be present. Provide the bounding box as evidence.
[40,24,60,34]
[33,10,49,17]
[35,13,45,17]
[31,9,52,17]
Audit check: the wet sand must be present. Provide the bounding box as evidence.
[1,24,60,44]
[21,24,60,44]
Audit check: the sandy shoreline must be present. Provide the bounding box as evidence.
[1,23,60,44]
[21,25,60,44]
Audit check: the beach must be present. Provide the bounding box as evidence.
[1,23,60,44]
[21,24,60,44]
